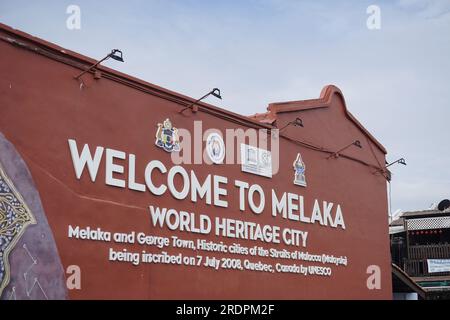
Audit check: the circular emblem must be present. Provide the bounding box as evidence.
[206,133,225,164]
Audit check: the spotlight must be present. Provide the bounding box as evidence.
[179,88,222,113]
[279,118,304,131]
[109,49,124,62]
[373,157,406,177]
[385,158,407,168]
[353,140,362,148]
[74,49,124,80]
[328,140,362,159]
[210,88,222,100]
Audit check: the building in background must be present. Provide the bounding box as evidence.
[390,200,450,299]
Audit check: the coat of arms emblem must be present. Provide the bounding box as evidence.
[293,153,307,187]
[155,118,180,152]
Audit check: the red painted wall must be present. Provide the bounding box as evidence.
[0,24,392,299]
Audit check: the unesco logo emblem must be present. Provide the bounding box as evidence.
[206,133,225,164]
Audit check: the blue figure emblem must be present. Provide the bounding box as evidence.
[293,153,307,187]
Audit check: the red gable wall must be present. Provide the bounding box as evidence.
[0,23,392,299]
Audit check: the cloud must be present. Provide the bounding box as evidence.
[0,0,449,213]
[397,0,450,18]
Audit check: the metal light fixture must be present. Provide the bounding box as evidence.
[74,49,124,80]
[328,140,362,159]
[386,158,406,168]
[279,117,304,131]
[210,88,222,100]
[109,49,124,62]
[179,88,222,113]
[374,157,406,178]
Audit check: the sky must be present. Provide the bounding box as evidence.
[0,0,449,214]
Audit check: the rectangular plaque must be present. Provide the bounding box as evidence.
[240,144,272,178]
